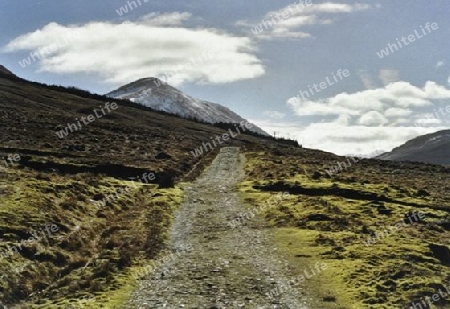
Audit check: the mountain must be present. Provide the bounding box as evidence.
[377,129,450,165]
[106,78,268,136]
[0,65,15,77]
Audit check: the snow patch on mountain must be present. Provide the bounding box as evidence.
[106,78,268,136]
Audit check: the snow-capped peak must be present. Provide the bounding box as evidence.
[106,78,268,136]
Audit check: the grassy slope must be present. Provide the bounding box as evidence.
[240,148,450,308]
[0,73,298,307]
[0,165,185,308]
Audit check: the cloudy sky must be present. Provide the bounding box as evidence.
[1,0,449,156]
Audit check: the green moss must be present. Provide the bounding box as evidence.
[240,151,450,308]
[0,166,185,307]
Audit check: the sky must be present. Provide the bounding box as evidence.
[1,0,450,156]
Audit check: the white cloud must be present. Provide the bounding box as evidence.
[358,111,388,126]
[263,110,285,119]
[287,97,359,116]
[358,70,376,89]
[379,69,399,86]
[384,107,412,117]
[139,12,193,26]
[264,28,311,40]
[275,15,318,28]
[435,61,445,69]
[288,81,450,122]
[300,2,372,14]
[334,114,352,125]
[384,82,427,102]
[423,81,450,99]
[238,2,376,40]
[285,81,450,155]
[4,14,265,86]
[299,123,445,156]
[252,118,445,157]
[415,118,442,125]
[332,92,384,111]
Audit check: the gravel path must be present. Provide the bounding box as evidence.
[127,147,310,309]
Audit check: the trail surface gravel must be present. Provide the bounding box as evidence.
[127,147,310,308]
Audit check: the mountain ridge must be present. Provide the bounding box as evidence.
[106,77,269,136]
[377,129,450,165]
[0,65,15,77]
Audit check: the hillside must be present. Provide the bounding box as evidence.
[240,147,450,308]
[0,65,15,77]
[106,78,268,136]
[377,130,450,165]
[0,67,297,307]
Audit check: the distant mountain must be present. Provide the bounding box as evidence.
[106,78,268,136]
[377,130,450,165]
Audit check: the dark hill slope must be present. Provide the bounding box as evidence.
[377,130,450,165]
[0,71,295,184]
[0,65,15,77]
[378,130,450,165]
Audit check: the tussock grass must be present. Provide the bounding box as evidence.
[0,166,183,308]
[240,150,450,308]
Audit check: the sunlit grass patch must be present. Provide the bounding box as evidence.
[0,165,185,307]
[241,150,450,308]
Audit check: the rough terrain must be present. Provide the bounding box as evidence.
[127,147,310,308]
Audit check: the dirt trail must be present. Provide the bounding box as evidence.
[127,147,309,308]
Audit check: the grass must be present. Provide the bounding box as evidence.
[0,165,184,308]
[0,67,301,307]
[2,69,449,307]
[240,150,450,308]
